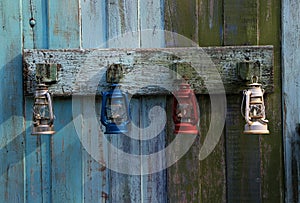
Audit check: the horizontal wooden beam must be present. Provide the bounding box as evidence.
[23,46,273,96]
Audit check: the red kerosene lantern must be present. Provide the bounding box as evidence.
[173,83,199,134]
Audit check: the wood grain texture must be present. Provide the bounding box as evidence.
[80,1,109,202]
[22,1,52,202]
[23,46,274,96]
[107,0,139,48]
[198,0,223,46]
[224,0,258,45]
[197,1,226,202]
[164,0,199,46]
[46,1,83,202]
[259,0,283,202]
[165,1,226,202]
[282,0,300,202]
[223,0,262,202]
[140,96,167,203]
[0,0,25,202]
[106,1,142,202]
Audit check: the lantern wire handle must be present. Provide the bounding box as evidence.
[241,90,247,118]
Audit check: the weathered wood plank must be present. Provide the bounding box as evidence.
[106,97,142,202]
[140,0,165,47]
[259,0,283,202]
[198,95,226,202]
[22,0,52,202]
[139,2,167,202]
[107,0,139,48]
[198,0,223,46]
[80,1,109,202]
[224,0,258,45]
[47,0,81,48]
[165,1,226,202]
[166,94,201,202]
[0,0,25,202]
[197,1,226,202]
[23,46,274,96]
[282,0,300,202]
[106,1,143,203]
[164,0,199,46]
[46,1,83,202]
[81,0,107,48]
[140,96,167,203]
[224,1,262,202]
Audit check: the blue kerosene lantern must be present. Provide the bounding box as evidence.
[101,84,130,134]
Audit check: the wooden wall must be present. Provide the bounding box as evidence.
[0,0,285,202]
[282,0,300,202]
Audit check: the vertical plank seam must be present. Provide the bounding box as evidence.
[78,0,82,49]
[257,0,260,45]
[221,0,225,46]
[21,0,27,201]
[137,0,141,48]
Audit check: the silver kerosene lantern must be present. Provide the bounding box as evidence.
[242,76,269,134]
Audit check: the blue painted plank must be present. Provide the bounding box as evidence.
[46,0,82,202]
[107,98,142,202]
[140,0,165,47]
[140,96,167,203]
[22,0,52,202]
[106,1,142,202]
[50,99,82,202]
[139,1,166,202]
[47,0,81,48]
[107,0,139,48]
[77,96,108,203]
[81,0,107,48]
[282,0,300,201]
[80,1,109,201]
[22,0,49,49]
[0,0,25,202]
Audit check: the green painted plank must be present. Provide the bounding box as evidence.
[0,0,25,202]
[166,95,201,202]
[223,0,262,202]
[198,0,223,46]
[259,0,283,202]
[165,0,226,202]
[224,0,258,45]
[164,0,199,47]
[198,95,226,202]
[197,1,226,202]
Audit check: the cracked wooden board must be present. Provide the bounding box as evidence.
[23,46,273,96]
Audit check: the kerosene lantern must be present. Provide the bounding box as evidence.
[173,83,199,134]
[242,76,269,134]
[101,84,130,134]
[32,83,55,135]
